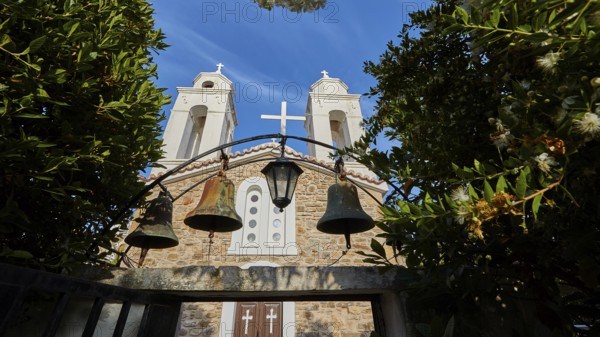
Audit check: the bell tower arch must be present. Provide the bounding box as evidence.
[154,65,237,174]
[304,72,364,161]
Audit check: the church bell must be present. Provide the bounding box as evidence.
[184,174,243,233]
[125,191,179,249]
[317,180,374,249]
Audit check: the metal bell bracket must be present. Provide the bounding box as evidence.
[219,150,229,177]
[334,158,346,181]
[278,137,287,158]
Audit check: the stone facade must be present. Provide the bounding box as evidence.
[121,69,396,337]
[124,151,389,337]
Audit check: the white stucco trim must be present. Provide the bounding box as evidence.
[219,261,295,337]
[228,177,298,256]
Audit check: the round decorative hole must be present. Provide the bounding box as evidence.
[251,195,259,202]
[249,220,257,228]
[247,233,256,242]
[272,219,281,228]
[250,207,258,215]
[273,207,282,214]
[272,233,281,241]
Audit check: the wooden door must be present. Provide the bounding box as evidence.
[234,302,282,337]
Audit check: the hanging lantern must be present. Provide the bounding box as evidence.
[317,180,373,249]
[184,175,243,233]
[261,157,303,211]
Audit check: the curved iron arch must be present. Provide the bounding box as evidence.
[91,134,404,264]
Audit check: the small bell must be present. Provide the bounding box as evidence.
[184,175,243,233]
[125,191,179,250]
[125,191,179,266]
[317,180,374,249]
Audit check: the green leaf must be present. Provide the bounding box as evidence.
[442,24,464,35]
[14,113,49,119]
[36,88,50,98]
[473,159,483,175]
[533,10,547,31]
[495,176,508,193]
[515,170,528,199]
[408,202,423,216]
[454,6,469,24]
[0,34,12,48]
[468,184,478,200]
[28,36,47,53]
[8,250,34,259]
[490,8,500,28]
[524,32,551,42]
[443,315,455,337]
[397,200,411,214]
[370,239,387,259]
[548,9,557,26]
[42,157,67,173]
[67,22,80,37]
[532,193,542,221]
[483,180,494,202]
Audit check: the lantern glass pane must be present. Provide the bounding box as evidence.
[265,169,277,198]
[285,168,300,200]
[274,164,290,199]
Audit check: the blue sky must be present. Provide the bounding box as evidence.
[150,1,429,152]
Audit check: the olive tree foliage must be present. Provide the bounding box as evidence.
[354,0,600,336]
[254,0,326,12]
[0,0,169,269]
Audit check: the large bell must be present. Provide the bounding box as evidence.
[317,180,374,249]
[125,191,179,249]
[184,175,243,232]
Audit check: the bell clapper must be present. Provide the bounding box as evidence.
[139,247,149,267]
[207,229,215,258]
[344,230,352,250]
[208,230,215,245]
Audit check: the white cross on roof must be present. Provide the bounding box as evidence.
[261,101,305,135]
[216,63,224,73]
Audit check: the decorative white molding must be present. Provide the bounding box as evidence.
[228,177,298,256]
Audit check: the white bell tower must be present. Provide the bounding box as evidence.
[152,64,237,175]
[304,71,365,160]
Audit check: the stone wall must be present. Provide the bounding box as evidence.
[295,302,374,337]
[124,159,392,337]
[130,160,387,269]
[179,302,222,337]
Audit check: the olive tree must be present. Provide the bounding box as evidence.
[356,0,600,335]
[0,0,169,269]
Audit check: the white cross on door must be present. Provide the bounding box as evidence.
[241,309,253,335]
[266,307,277,334]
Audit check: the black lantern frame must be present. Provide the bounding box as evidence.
[261,157,303,211]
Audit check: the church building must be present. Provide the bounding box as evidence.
[125,65,390,337]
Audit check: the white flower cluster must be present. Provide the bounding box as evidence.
[534,153,559,173]
[536,51,561,74]
[489,117,514,149]
[573,112,600,139]
[451,186,470,225]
